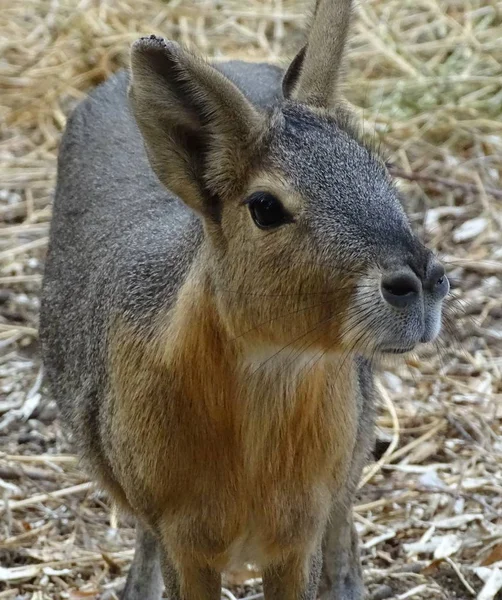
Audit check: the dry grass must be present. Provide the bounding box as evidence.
[1,0,502,598]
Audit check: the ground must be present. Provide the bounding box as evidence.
[1,0,502,599]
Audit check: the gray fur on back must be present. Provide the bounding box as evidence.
[40,61,283,459]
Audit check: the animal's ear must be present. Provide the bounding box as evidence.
[282,45,306,99]
[129,36,264,218]
[290,0,353,109]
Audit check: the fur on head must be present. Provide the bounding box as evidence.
[128,0,448,361]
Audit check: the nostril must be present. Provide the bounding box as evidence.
[382,273,420,297]
[433,273,449,299]
[426,261,449,298]
[381,271,420,308]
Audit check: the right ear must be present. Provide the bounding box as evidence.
[285,0,353,109]
[282,0,321,99]
[282,45,306,99]
[129,36,265,218]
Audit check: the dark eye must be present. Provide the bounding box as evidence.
[246,192,292,229]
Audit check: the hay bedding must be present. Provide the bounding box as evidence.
[1,0,502,598]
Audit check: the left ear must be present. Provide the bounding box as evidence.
[129,36,266,217]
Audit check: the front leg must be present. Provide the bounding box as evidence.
[318,356,375,600]
[160,547,221,600]
[318,505,363,600]
[122,523,163,600]
[263,546,322,600]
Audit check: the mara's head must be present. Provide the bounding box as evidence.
[128,1,449,361]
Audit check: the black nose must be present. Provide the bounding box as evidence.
[381,269,421,308]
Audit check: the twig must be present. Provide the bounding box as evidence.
[396,584,429,599]
[26,365,44,401]
[386,419,447,464]
[359,379,400,488]
[0,465,59,482]
[0,275,42,284]
[355,491,417,512]
[0,237,48,261]
[222,589,239,600]
[411,486,499,517]
[0,481,93,512]
[442,257,502,275]
[388,168,502,200]
[0,549,134,583]
[0,589,19,598]
[0,523,53,549]
[445,557,476,596]
[1,453,78,465]
[0,324,38,337]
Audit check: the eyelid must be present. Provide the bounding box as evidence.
[242,191,268,205]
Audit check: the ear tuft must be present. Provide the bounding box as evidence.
[132,36,178,65]
[131,37,183,88]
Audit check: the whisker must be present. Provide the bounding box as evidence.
[247,297,381,381]
[211,262,378,301]
[230,298,338,341]
[213,279,375,299]
[293,307,384,389]
[283,298,380,369]
[331,311,385,388]
[246,311,339,380]
[230,287,379,341]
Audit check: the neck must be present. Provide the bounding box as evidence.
[163,273,359,484]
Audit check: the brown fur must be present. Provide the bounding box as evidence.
[107,255,358,572]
